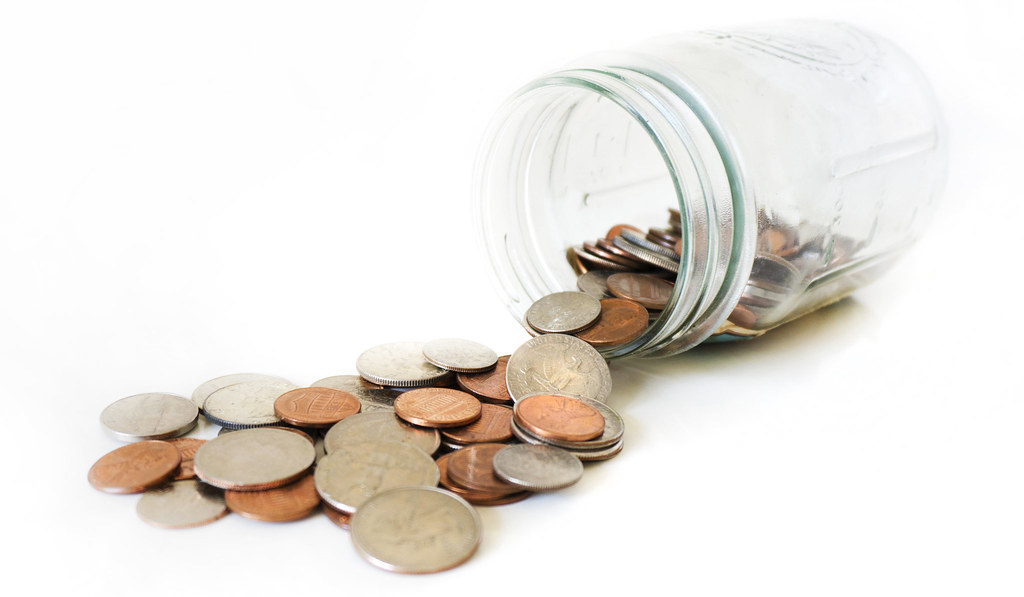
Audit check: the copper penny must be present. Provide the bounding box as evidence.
[88,440,181,494]
[166,437,206,481]
[674,237,683,257]
[606,272,674,310]
[513,394,605,443]
[574,298,650,348]
[605,223,643,241]
[648,227,681,244]
[595,238,647,266]
[456,355,512,404]
[225,473,320,522]
[441,404,513,445]
[645,232,677,250]
[566,245,588,275]
[273,387,361,429]
[572,246,630,272]
[582,242,642,268]
[445,443,522,495]
[394,387,482,428]
[322,503,352,529]
[436,453,530,506]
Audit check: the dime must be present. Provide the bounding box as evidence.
[100,393,198,442]
[612,234,680,273]
[193,428,315,491]
[309,374,400,413]
[314,441,439,514]
[596,238,649,267]
[441,404,513,445]
[620,227,679,259]
[525,291,602,334]
[445,443,522,495]
[606,272,674,310]
[136,480,228,529]
[356,341,452,388]
[225,473,320,522]
[456,355,513,404]
[511,393,624,450]
[492,444,584,491]
[576,270,614,299]
[190,373,295,411]
[165,437,206,481]
[88,441,181,494]
[322,503,352,529]
[422,338,498,373]
[324,411,439,456]
[513,394,605,442]
[574,298,649,348]
[394,388,482,428]
[505,334,612,403]
[436,453,530,505]
[202,379,298,429]
[273,387,361,429]
[350,486,481,574]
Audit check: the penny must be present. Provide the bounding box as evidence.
[513,394,605,442]
[445,443,522,495]
[505,334,612,403]
[492,444,584,492]
[525,291,602,335]
[350,486,481,574]
[166,437,206,481]
[323,503,352,529]
[572,245,631,272]
[606,272,674,310]
[324,411,440,456]
[88,440,181,494]
[309,374,400,413]
[436,453,530,505]
[191,373,295,411]
[441,404,513,445]
[455,355,513,404]
[136,479,227,529]
[193,427,315,491]
[422,338,498,373]
[314,440,439,514]
[582,241,641,268]
[225,473,320,522]
[596,238,648,266]
[566,245,588,275]
[356,341,452,388]
[674,237,683,257]
[202,379,298,429]
[100,393,198,442]
[511,419,625,462]
[605,223,643,241]
[394,387,482,428]
[273,387,361,429]
[511,393,623,449]
[574,298,650,348]
[647,227,681,244]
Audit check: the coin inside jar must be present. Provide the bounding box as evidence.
[513,394,605,443]
[573,298,650,348]
[273,386,361,428]
[394,387,482,428]
[606,272,674,311]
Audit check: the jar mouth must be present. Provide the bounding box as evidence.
[474,67,747,357]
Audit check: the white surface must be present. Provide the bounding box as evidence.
[2,1,1021,595]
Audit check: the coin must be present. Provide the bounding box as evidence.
[582,241,642,268]
[511,419,625,462]
[165,437,206,481]
[606,272,674,310]
[193,427,315,491]
[605,223,643,241]
[323,503,352,529]
[566,245,588,275]
[273,387,361,429]
[525,291,602,334]
[455,355,512,404]
[612,234,680,272]
[513,394,605,442]
[436,453,530,505]
[571,246,631,272]
[511,393,624,450]
[422,338,498,373]
[445,443,522,495]
[350,486,481,574]
[225,473,320,522]
[573,298,650,348]
[441,404,513,445]
[505,334,612,403]
[309,374,400,412]
[314,440,439,514]
[100,393,198,442]
[136,480,228,529]
[202,379,298,429]
[324,411,439,456]
[88,440,181,494]
[576,270,613,299]
[394,387,482,428]
[356,341,452,388]
[492,444,584,491]
[620,227,679,260]
[191,373,295,411]
[596,238,649,266]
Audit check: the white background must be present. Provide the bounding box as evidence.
[2,1,1021,595]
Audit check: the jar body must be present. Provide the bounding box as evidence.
[474,21,947,358]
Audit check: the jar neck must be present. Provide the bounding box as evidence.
[474,63,752,357]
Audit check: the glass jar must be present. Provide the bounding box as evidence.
[473,20,947,359]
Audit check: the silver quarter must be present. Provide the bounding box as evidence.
[324,411,439,456]
[190,373,294,411]
[309,374,400,412]
[505,334,612,403]
[356,341,452,388]
[511,419,624,462]
[136,479,227,529]
[492,444,584,491]
[576,271,614,299]
[193,427,315,491]
[202,379,297,429]
[100,393,198,443]
[510,393,624,449]
[525,291,602,334]
[613,235,680,273]
[422,338,498,373]
[314,440,439,514]
[350,486,481,574]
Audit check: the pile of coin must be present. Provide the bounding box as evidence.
[89,331,624,574]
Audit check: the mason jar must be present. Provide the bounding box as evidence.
[473,20,947,358]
